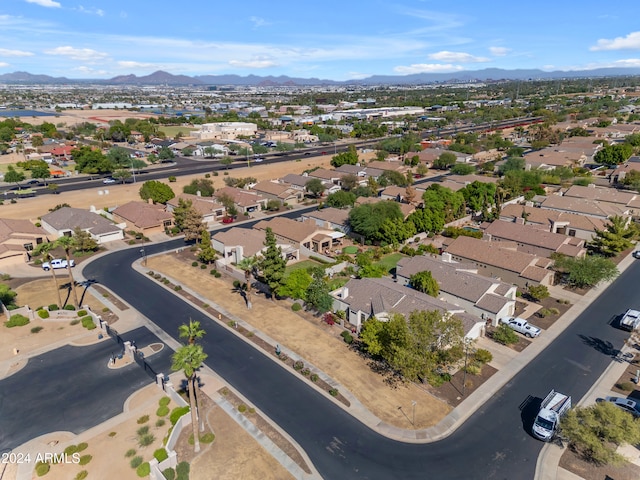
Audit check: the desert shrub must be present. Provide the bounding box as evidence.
[108,431,117,437]
[102,307,110,312]
[310,373,319,382]
[64,304,76,311]
[64,444,79,455]
[200,432,215,443]
[77,310,88,317]
[138,433,155,447]
[238,404,247,413]
[329,388,339,397]
[291,303,302,311]
[301,368,310,376]
[232,279,241,289]
[209,269,218,275]
[618,382,635,392]
[176,461,190,476]
[137,415,150,424]
[31,326,44,333]
[4,314,29,328]
[78,455,92,466]
[168,176,177,182]
[76,442,88,452]
[136,425,149,436]
[474,349,493,364]
[75,471,88,480]
[37,309,50,319]
[191,261,198,267]
[170,406,190,425]
[35,462,50,476]
[48,304,59,311]
[130,456,143,468]
[147,270,155,276]
[340,330,353,344]
[549,307,560,315]
[294,360,304,371]
[200,264,207,269]
[492,324,519,345]
[538,308,552,318]
[137,462,151,477]
[159,396,170,407]
[464,364,481,375]
[527,284,550,301]
[156,405,169,417]
[156,418,166,427]
[154,448,168,462]
[163,468,176,480]
[174,285,182,291]
[70,319,81,325]
[81,317,95,330]
[125,449,136,458]
[214,271,221,278]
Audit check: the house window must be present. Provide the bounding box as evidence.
[163,220,172,228]
[568,229,576,237]
[23,243,33,251]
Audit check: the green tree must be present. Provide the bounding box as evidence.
[219,156,234,170]
[421,184,466,223]
[72,146,112,174]
[492,323,519,345]
[326,190,356,208]
[183,178,215,197]
[277,268,313,300]
[340,174,358,192]
[561,401,640,466]
[305,178,326,198]
[139,180,175,204]
[55,235,79,308]
[171,344,207,453]
[305,268,333,313]
[450,164,475,175]
[178,319,206,345]
[460,181,497,215]
[237,256,259,309]
[621,170,640,191]
[4,166,25,187]
[330,145,359,168]
[158,147,175,162]
[498,157,526,175]
[258,227,287,300]
[30,163,51,185]
[112,169,132,184]
[72,227,98,253]
[216,193,237,217]
[527,284,549,302]
[106,146,131,168]
[589,215,635,257]
[35,242,63,307]
[553,254,619,288]
[409,271,439,297]
[0,283,17,308]
[182,205,204,243]
[594,143,633,166]
[432,152,457,170]
[198,230,217,264]
[348,201,404,243]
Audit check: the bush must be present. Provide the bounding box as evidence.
[474,349,493,364]
[310,373,319,382]
[125,449,136,458]
[137,425,150,436]
[156,418,166,427]
[137,462,150,477]
[37,309,49,319]
[70,319,81,326]
[464,364,481,375]
[31,326,44,333]
[76,442,88,452]
[291,303,302,311]
[340,330,353,344]
[329,388,339,397]
[200,264,207,269]
[137,415,150,424]
[48,304,59,311]
[138,433,155,447]
[170,406,190,425]
[294,360,304,371]
[176,461,190,477]
[77,309,87,317]
[78,454,92,466]
[618,381,635,392]
[538,308,552,318]
[64,444,79,455]
[64,304,76,311]
[108,431,117,437]
[81,317,96,330]
[154,448,168,462]
[130,456,143,468]
[168,176,177,182]
[35,462,50,476]
[210,269,218,275]
[238,404,247,413]
[163,468,176,480]
[214,271,222,278]
[527,284,550,301]
[200,432,215,443]
[191,261,198,267]
[75,471,88,480]
[549,307,560,315]
[492,324,519,345]
[4,314,29,328]
[174,285,182,291]
[156,405,170,417]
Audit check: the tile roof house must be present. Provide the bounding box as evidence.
[165,193,226,226]
[539,194,630,219]
[253,217,342,256]
[562,184,638,206]
[483,219,586,258]
[330,277,484,338]
[112,201,174,235]
[299,207,351,234]
[0,218,48,266]
[279,173,340,195]
[334,164,384,180]
[444,236,555,287]
[40,206,125,244]
[354,196,415,218]
[251,181,303,205]
[212,227,298,265]
[499,204,606,241]
[214,186,268,214]
[396,255,517,326]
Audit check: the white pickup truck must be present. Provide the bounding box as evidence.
[42,258,75,271]
[500,316,541,338]
[532,389,572,441]
[620,309,640,331]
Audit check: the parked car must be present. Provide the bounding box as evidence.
[221,216,234,224]
[632,250,640,259]
[619,308,640,331]
[254,157,264,162]
[499,316,541,338]
[42,258,75,271]
[596,397,640,418]
[103,178,117,184]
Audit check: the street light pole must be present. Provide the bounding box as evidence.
[412,400,416,426]
[462,339,470,396]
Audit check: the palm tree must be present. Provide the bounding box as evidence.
[55,235,79,308]
[171,344,207,453]
[237,256,258,309]
[38,242,63,308]
[178,319,206,345]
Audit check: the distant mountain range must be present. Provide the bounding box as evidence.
[1,67,640,86]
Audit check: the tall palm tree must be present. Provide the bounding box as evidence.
[178,319,206,345]
[55,235,79,308]
[237,256,258,309]
[38,242,63,308]
[171,344,207,453]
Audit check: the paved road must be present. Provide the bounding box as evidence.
[81,235,639,479]
[0,326,172,451]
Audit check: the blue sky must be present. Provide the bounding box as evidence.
[1,0,640,80]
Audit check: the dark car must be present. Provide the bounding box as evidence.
[633,250,640,259]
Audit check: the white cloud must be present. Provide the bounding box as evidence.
[249,16,269,28]
[394,63,464,74]
[25,0,61,7]
[117,61,158,69]
[0,62,9,67]
[76,6,105,16]
[346,72,372,80]
[44,46,109,61]
[229,58,278,69]
[489,46,510,57]
[427,51,489,63]
[75,66,108,75]
[0,48,34,57]
[591,31,640,51]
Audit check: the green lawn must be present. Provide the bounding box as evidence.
[374,253,406,273]
[284,259,324,277]
[158,126,198,138]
